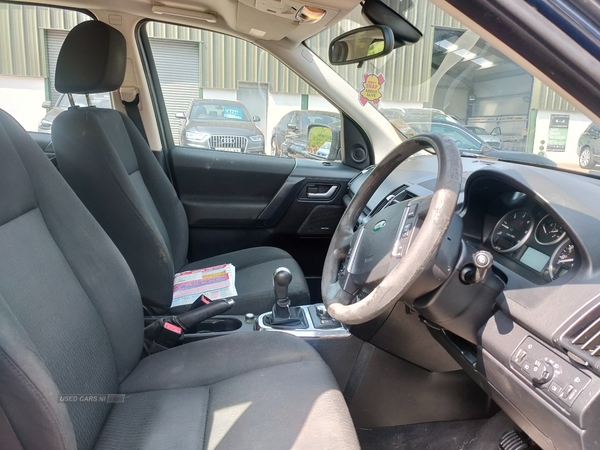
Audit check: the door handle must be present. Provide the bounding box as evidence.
[307,185,338,199]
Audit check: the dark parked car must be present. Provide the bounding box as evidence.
[577,123,600,168]
[408,119,557,167]
[271,110,339,156]
[38,92,112,132]
[176,99,265,154]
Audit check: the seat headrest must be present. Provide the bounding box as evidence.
[55,21,126,94]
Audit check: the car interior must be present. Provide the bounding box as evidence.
[2,0,600,449]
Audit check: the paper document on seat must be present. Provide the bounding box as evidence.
[172,263,237,307]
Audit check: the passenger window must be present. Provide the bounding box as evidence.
[0,5,110,133]
[145,22,341,161]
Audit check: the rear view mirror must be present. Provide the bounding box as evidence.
[42,100,52,109]
[175,112,186,120]
[252,115,261,122]
[329,25,394,66]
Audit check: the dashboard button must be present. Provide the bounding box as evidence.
[530,361,554,385]
[513,349,527,365]
[548,381,563,397]
[560,385,574,399]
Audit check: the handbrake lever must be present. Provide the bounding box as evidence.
[171,298,235,332]
[144,298,235,355]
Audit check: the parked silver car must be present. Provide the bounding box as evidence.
[38,92,112,132]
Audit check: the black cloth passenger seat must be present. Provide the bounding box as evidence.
[51,21,309,314]
[0,107,359,450]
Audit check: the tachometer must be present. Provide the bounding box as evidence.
[549,240,577,280]
[535,214,566,245]
[491,210,534,253]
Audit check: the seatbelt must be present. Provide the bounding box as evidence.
[122,93,149,144]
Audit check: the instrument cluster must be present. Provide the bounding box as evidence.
[485,192,577,282]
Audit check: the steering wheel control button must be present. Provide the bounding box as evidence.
[407,203,418,218]
[395,244,404,258]
[401,222,413,238]
[392,206,419,259]
[511,336,590,410]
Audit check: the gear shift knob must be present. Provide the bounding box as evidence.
[269,267,307,327]
[274,267,293,303]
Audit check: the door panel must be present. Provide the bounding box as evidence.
[171,147,295,226]
[170,147,359,278]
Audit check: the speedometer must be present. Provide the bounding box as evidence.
[491,210,534,253]
[549,240,577,280]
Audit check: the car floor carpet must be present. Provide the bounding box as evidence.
[357,411,519,450]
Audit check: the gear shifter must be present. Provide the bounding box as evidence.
[266,267,308,329]
[273,267,293,317]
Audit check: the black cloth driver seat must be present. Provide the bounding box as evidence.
[0,107,359,449]
[51,21,310,314]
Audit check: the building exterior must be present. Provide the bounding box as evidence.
[0,2,587,164]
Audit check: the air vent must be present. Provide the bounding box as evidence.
[367,185,415,218]
[560,304,600,375]
[572,318,600,356]
[347,165,374,188]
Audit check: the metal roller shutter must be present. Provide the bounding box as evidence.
[45,29,69,104]
[149,38,200,145]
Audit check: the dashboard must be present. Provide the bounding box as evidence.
[347,154,600,450]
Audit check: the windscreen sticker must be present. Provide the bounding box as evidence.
[359,73,385,106]
[223,107,243,120]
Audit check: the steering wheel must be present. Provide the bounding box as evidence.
[322,134,462,325]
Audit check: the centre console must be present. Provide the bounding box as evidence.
[256,304,350,338]
[146,266,349,348]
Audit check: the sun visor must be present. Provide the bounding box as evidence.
[236,3,297,40]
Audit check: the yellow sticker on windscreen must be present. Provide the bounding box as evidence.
[359,73,385,106]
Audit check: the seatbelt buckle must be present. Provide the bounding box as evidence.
[156,321,184,346]
[145,319,184,355]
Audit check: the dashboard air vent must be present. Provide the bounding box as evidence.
[368,185,415,218]
[347,165,374,188]
[559,302,600,375]
[572,318,600,356]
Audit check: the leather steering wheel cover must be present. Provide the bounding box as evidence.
[322,134,462,325]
